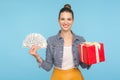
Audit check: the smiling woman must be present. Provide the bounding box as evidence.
[0,0,120,80]
[59,12,73,31]
[59,4,74,32]
[29,4,90,80]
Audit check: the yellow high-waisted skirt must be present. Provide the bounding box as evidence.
[51,67,84,80]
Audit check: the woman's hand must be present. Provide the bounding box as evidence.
[29,45,42,63]
[29,45,40,57]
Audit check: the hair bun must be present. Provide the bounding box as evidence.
[64,4,71,9]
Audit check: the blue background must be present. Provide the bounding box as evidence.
[0,0,120,80]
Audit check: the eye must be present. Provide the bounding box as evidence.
[60,18,65,20]
[68,18,72,21]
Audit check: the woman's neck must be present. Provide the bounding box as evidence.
[60,30,73,47]
[60,30,72,39]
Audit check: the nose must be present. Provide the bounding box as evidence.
[64,20,68,24]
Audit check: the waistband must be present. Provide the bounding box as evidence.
[54,67,79,72]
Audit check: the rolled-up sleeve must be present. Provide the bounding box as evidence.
[79,61,91,69]
[38,39,54,71]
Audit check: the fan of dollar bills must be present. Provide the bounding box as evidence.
[23,33,47,48]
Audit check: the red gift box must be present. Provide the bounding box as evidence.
[78,42,105,65]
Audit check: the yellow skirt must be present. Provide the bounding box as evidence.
[51,67,84,80]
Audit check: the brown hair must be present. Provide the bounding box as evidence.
[58,4,74,19]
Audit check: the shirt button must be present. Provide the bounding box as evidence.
[75,64,77,67]
[74,58,76,60]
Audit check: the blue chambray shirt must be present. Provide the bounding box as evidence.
[39,31,89,71]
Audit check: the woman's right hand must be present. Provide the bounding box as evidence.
[29,45,40,57]
[29,45,42,63]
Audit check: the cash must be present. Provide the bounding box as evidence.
[23,33,47,48]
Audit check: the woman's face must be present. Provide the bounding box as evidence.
[59,12,74,31]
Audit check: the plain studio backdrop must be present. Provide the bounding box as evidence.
[0,0,120,80]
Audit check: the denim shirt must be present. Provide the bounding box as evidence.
[39,31,89,71]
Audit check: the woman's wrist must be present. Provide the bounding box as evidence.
[34,53,42,63]
[33,53,39,58]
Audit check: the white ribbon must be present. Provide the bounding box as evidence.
[80,42,101,63]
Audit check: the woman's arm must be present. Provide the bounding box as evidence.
[29,40,54,71]
[29,45,42,63]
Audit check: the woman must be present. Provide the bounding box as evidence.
[29,4,90,80]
